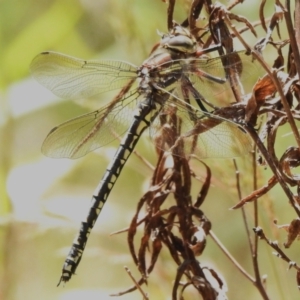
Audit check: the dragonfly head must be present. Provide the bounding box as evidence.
[160,25,197,54]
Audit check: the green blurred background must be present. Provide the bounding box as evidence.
[0,0,299,299]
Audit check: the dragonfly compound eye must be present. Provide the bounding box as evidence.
[162,34,197,53]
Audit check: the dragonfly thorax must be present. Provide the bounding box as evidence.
[137,66,153,92]
[142,26,198,69]
[139,29,195,93]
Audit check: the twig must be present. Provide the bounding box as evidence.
[124,266,149,300]
[233,159,254,256]
[253,227,300,272]
[209,230,255,282]
[284,0,300,81]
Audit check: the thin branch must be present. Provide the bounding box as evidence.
[209,230,255,282]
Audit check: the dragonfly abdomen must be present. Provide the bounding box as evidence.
[58,94,164,284]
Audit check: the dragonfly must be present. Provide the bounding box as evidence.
[30,25,257,285]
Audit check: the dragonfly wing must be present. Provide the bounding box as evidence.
[189,52,260,105]
[42,89,140,159]
[151,96,252,158]
[158,52,261,108]
[30,51,138,99]
[180,114,252,158]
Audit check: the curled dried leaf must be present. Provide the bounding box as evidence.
[254,74,277,101]
[189,226,207,256]
[269,4,284,37]
[282,218,300,248]
[280,147,300,186]
[231,175,277,209]
[201,267,228,300]
[245,73,277,122]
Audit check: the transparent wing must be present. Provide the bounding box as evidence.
[156,51,261,108]
[42,89,141,159]
[30,51,138,99]
[151,96,252,159]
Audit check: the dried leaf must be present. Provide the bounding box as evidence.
[282,218,300,248]
[254,74,277,101]
[189,226,207,256]
[280,147,300,186]
[269,5,284,35]
[297,270,300,289]
[245,73,277,122]
[202,267,228,300]
[231,176,277,209]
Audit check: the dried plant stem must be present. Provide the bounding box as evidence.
[295,0,300,54]
[123,266,149,300]
[274,72,300,149]
[233,17,271,37]
[209,230,254,282]
[244,124,300,217]
[225,5,300,150]
[210,230,270,300]
[167,0,176,30]
[223,14,252,53]
[285,0,300,80]
[253,227,300,272]
[224,10,300,216]
[233,159,254,256]
[233,158,270,300]
[251,147,263,292]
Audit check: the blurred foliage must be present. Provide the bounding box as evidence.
[0,0,299,300]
